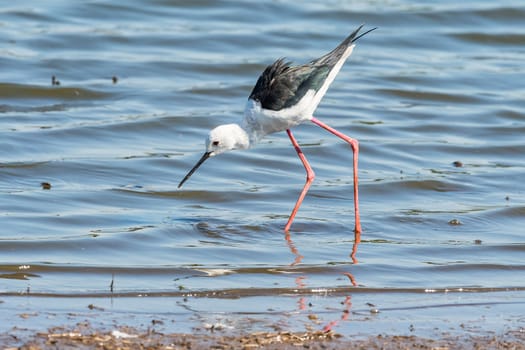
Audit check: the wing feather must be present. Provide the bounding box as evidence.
[248,25,374,111]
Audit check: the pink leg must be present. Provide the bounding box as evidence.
[311,117,362,239]
[285,129,315,232]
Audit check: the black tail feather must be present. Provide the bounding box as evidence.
[352,26,378,43]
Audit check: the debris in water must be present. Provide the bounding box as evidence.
[448,218,461,225]
[52,75,60,86]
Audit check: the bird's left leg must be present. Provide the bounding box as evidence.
[285,129,315,231]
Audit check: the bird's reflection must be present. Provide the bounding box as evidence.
[322,295,353,332]
[343,272,358,287]
[284,231,304,266]
[283,230,360,332]
[350,237,359,265]
[284,231,360,266]
[291,274,355,332]
[295,276,307,311]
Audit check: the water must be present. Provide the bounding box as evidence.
[1,0,524,338]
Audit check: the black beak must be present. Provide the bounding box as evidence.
[178,151,212,188]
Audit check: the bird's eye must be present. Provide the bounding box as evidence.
[212,141,219,146]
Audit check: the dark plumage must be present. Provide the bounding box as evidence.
[249,25,375,111]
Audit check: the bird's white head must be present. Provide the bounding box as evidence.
[206,123,250,156]
[178,123,249,188]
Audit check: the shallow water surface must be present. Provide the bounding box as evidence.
[1,0,524,337]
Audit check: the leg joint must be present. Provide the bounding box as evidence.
[350,138,359,152]
[306,170,316,182]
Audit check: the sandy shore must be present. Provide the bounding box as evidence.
[4,324,525,350]
[2,291,524,349]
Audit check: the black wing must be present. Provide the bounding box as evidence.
[248,58,324,111]
[248,25,374,111]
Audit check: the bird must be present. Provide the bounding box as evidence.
[178,25,376,239]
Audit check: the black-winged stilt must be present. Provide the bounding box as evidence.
[179,25,376,239]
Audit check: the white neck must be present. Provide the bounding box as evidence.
[233,124,251,150]
[242,99,272,145]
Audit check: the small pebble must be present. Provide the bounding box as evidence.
[448,218,461,225]
[87,304,104,311]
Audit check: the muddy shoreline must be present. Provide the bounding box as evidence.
[4,323,525,350]
[2,291,525,349]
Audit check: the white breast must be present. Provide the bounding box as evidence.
[242,96,314,143]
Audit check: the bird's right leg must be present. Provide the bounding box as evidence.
[285,129,315,231]
[310,117,361,240]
